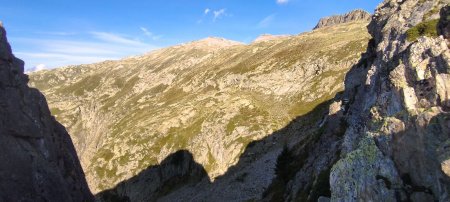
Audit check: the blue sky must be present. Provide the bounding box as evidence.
[0,0,381,70]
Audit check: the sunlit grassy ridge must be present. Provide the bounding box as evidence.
[29,21,370,192]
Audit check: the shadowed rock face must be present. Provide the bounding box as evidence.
[314,9,371,30]
[0,24,93,201]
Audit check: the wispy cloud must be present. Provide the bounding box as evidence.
[213,9,226,21]
[90,31,147,46]
[258,14,276,28]
[140,27,162,40]
[18,51,116,71]
[276,0,289,4]
[26,64,47,72]
[140,27,152,37]
[200,8,228,23]
[35,31,77,36]
[12,31,159,71]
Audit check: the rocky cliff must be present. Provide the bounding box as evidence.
[329,0,450,201]
[0,24,93,200]
[260,1,450,201]
[314,9,371,30]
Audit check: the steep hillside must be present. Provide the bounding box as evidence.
[29,20,371,194]
[0,24,93,201]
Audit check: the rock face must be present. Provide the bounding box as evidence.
[29,21,371,196]
[314,9,371,30]
[329,0,450,201]
[0,24,93,201]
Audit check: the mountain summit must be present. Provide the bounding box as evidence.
[252,34,290,43]
[178,37,243,50]
[314,9,371,30]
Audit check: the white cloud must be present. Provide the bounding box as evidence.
[140,27,162,40]
[199,8,228,22]
[213,9,226,21]
[140,27,152,37]
[35,31,76,36]
[26,64,47,72]
[258,14,276,28]
[11,31,159,70]
[276,0,289,4]
[90,32,147,46]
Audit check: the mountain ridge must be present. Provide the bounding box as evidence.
[29,20,371,194]
[314,9,371,30]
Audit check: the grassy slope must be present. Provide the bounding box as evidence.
[29,21,370,192]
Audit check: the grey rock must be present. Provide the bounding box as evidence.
[314,9,371,30]
[0,24,93,201]
[318,196,331,202]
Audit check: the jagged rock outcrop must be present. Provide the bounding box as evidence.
[0,24,93,201]
[329,0,450,201]
[314,9,371,30]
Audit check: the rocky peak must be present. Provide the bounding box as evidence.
[314,9,371,30]
[178,37,243,50]
[0,24,93,201]
[252,34,290,43]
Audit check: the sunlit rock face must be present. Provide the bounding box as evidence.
[314,9,371,30]
[330,0,450,201]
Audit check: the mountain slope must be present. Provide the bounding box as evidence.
[0,23,93,201]
[29,20,370,194]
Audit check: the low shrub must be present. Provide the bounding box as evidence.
[406,19,439,41]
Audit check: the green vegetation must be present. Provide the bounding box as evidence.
[166,117,205,148]
[56,74,102,96]
[324,39,368,63]
[159,87,189,106]
[49,107,62,116]
[423,5,441,20]
[101,76,139,111]
[406,19,439,42]
[97,149,115,161]
[225,106,269,135]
